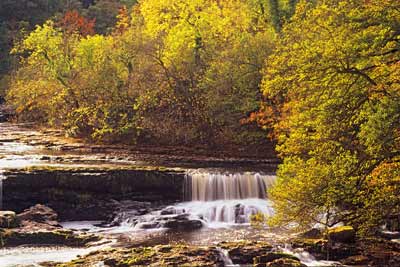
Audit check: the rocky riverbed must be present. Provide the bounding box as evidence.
[1,120,400,267]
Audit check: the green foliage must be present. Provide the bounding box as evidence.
[260,0,400,233]
[0,0,136,97]
[135,0,278,144]
[8,0,283,146]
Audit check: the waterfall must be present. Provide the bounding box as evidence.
[180,171,276,226]
[113,170,276,229]
[185,171,276,201]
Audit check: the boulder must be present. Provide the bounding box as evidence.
[163,217,203,230]
[0,204,100,247]
[135,213,203,231]
[291,238,327,259]
[299,228,323,239]
[266,258,307,267]
[291,237,358,261]
[160,206,178,215]
[254,252,300,266]
[341,255,370,265]
[327,226,356,243]
[219,241,273,264]
[0,211,19,228]
[52,245,225,266]
[0,228,99,247]
[17,204,60,228]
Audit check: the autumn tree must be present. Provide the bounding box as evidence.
[7,0,293,146]
[261,0,400,233]
[59,10,95,36]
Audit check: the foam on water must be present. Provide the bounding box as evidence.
[0,246,98,267]
[282,245,341,267]
[173,198,274,227]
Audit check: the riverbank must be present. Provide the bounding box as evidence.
[1,121,399,267]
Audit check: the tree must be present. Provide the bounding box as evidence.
[7,0,284,147]
[59,10,95,36]
[260,0,400,233]
[135,0,277,145]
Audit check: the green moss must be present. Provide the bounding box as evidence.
[254,252,300,264]
[6,165,184,173]
[328,226,353,234]
[327,226,356,243]
[0,229,99,247]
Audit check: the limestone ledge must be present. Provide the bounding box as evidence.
[3,166,186,221]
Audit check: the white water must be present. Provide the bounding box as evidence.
[216,247,237,267]
[282,245,341,267]
[180,171,276,226]
[113,171,276,229]
[0,246,98,267]
[172,198,274,227]
[59,221,104,231]
[185,171,276,201]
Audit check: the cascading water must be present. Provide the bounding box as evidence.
[185,171,276,201]
[179,170,276,226]
[112,170,276,230]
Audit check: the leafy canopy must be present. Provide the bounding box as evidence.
[261,0,400,233]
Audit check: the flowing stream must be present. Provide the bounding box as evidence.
[180,171,276,226]
[113,170,276,229]
[0,167,340,266]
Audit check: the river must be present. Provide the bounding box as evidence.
[0,121,341,267]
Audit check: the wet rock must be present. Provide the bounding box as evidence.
[17,204,59,228]
[135,213,203,231]
[3,167,185,221]
[0,211,19,228]
[160,206,177,215]
[355,238,400,266]
[380,231,400,240]
[254,252,301,267]
[51,245,225,267]
[341,255,370,265]
[163,215,203,230]
[291,237,358,261]
[219,240,273,264]
[0,228,99,247]
[299,228,323,239]
[40,156,51,161]
[0,204,100,247]
[0,105,12,122]
[266,258,307,267]
[327,226,356,243]
[385,214,400,232]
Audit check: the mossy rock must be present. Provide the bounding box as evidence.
[265,258,307,267]
[254,252,300,265]
[327,226,355,243]
[341,255,370,265]
[219,240,273,264]
[299,228,323,239]
[0,229,99,247]
[54,245,225,267]
[291,238,327,255]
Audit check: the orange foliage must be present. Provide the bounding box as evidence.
[60,10,95,36]
[115,6,130,34]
